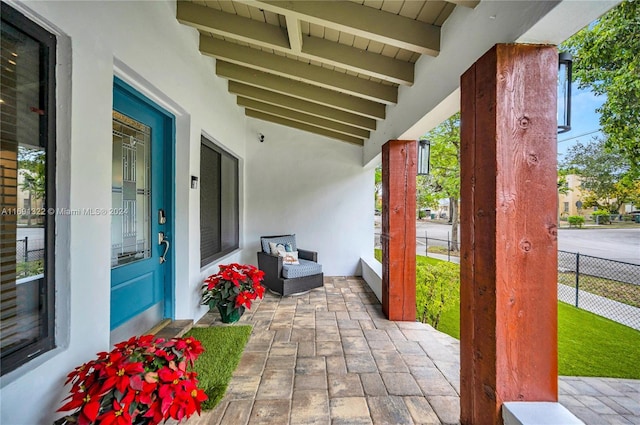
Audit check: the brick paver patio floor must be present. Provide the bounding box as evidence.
[188,277,640,425]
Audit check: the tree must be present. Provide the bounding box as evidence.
[18,146,46,226]
[558,169,571,196]
[561,138,639,212]
[561,0,640,170]
[374,165,382,211]
[420,113,461,251]
[416,174,438,217]
[18,146,46,200]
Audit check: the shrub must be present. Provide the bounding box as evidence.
[592,210,611,224]
[416,262,460,329]
[567,215,585,228]
[16,259,44,278]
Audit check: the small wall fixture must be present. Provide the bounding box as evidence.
[558,52,573,134]
[190,175,198,189]
[259,133,265,143]
[417,139,431,176]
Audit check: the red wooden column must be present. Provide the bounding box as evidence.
[381,140,416,321]
[460,44,559,424]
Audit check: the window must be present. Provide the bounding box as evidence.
[564,202,570,213]
[200,136,239,266]
[1,3,56,374]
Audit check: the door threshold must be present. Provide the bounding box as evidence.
[149,319,193,339]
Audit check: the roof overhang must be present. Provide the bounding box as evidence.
[175,0,620,158]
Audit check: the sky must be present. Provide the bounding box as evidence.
[557,84,605,161]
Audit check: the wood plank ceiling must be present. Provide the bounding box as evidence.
[177,0,479,145]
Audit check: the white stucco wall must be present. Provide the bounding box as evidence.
[243,119,373,276]
[0,1,251,423]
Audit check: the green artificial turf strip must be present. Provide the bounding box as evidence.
[185,325,252,410]
[557,302,640,378]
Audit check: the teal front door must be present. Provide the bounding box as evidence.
[110,78,174,336]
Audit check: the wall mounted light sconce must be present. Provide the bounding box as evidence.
[558,52,573,134]
[259,133,265,143]
[417,139,431,176]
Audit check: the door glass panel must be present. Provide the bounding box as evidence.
[111,111,150,267]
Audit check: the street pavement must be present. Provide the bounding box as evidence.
[375,218,640,265]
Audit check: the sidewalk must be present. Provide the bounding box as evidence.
[558,284,640,330]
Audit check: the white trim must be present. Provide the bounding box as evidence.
[113,59,188,119]
[16,274,44,285]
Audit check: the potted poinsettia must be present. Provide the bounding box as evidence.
[201,263,265,323]
[55,334,207,425]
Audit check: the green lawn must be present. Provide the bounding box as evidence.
[376,250,640,378]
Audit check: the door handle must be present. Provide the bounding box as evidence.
[158,232,170,264]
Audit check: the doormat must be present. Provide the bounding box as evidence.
[185,325,252,410]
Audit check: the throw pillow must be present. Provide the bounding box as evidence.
[281,251,300,265]
[269,242,286,255]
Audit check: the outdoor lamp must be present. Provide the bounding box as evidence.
[558,52,573,134]
[417,139,431,175]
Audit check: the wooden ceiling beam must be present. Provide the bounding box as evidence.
[237,97,370,139]
[300,37,414,86]
[246,109,365,146]
[177,2,288,50]
[178,2,413,85]
[228,82,377,131]
[285,15,303,53]
[237,0,441,56]
[217,61,386,120]
[446,0,481,8]
[199,36,397,104]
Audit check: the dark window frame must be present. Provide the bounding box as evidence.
[1,3,56,375]
[200,136,239,267]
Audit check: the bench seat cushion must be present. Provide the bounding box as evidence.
[282,259,322,279]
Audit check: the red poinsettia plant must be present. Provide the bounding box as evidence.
[55,334,207,425]
[201,263,265,317]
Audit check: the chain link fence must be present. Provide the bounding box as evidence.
[373,234,639,329]
[16,237,45,263]
[558,251,640,330]
[419,233,455,262]
[374,231,459,262]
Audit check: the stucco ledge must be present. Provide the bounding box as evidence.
[503,402,585,425]
[360,256,382,303]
